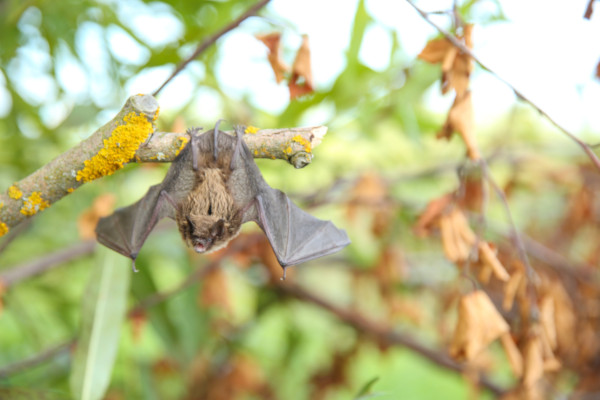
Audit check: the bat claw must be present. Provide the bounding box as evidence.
[280,266,288,281]
[131,259,139,273]
[186,127,203,137]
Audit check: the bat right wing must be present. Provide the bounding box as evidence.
[95,184,174,264]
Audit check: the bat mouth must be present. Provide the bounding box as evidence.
[193,238,212,253]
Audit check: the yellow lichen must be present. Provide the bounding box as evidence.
[292,135,312,153]
[20,192,50,216]
[76,112,154,182]
[67,188,75,193]
[8,185,22,199]
[176,136,190,156]
[245,126,260,134]
[0,222,8,237]
[153,107,160,121]
[284,146,293,155]
[254,150,258,156]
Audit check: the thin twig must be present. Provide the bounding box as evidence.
[277,283,506,396]
[152,0,271,96]
[0,240,96,288]
[406,0,600,172]
[0,340,74,378]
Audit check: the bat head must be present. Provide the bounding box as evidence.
[178,214,241,254]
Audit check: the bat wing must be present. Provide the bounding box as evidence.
[228,126,350,269]
[95,184,175,262]
[255,189,350,267]
[95,140,197,265]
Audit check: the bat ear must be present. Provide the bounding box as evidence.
[210,218,225,237]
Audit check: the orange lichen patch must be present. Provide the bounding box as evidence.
[0,222,8,237]
[176,136,189,156]
[76,112,154,182]
[245,125,260,134]
[8,185,22,199]
[153,107,160,121]
[284,146,293,155]
[20,192,50,216]
[292,135,311,153]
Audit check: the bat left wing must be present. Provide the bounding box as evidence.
[228,126,350,271]
[255,188,350,268]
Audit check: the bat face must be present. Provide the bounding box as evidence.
[178,213,241,254]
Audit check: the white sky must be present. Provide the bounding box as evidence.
[3,0,600,137]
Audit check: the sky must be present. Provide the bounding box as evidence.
[3,0,600,137]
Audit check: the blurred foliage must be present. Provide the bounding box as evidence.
[1,0,599,399]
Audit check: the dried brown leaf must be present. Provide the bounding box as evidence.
[413,193,453,236]
[78,194,116,239]
[256,32,290,83]
[289,35,313,99]
[438,92,480,160]
[450,290,510,360]
[478,242,510,282]
[418,38,454,63]
[501,332,524,378]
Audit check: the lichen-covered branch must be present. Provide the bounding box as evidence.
[0,94,328,236]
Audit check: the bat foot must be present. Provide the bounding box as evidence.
[186,127,203,137]
[280,266,288,281]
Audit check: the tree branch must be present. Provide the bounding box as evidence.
[0,94,327,236]
[406,0,600,172]
[277,283,506,396]
[152,0,272,96]
[0,240,96,288]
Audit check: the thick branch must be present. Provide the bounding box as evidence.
[0,94,327,235]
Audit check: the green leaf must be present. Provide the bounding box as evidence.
[69,247,131,400]
[354,376,381,400]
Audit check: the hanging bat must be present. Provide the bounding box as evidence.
[95,122,350,278]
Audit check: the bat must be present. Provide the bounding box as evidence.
[95,122,350,278]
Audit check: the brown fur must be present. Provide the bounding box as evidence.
[176,168,242,252]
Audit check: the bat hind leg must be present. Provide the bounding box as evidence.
[230,126,245,170]
[186,127,203,171]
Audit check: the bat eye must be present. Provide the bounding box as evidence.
[210,219,225,237]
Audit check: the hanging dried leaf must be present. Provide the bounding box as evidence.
[438,91,480,160]
[478,242,510,282]
[418,24,473,96]
[503,268,525,311]
[523,334,544,388]
[414,193,453,236]
[500,332,523,378]
[78,194,116,239]
[200,267,231,314]
[450,290,510,360]
[347,172,394,236]
[439,208,475,264]
[289,35,314,99]
[256,32,290,83]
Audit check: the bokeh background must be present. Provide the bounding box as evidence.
[1,0,600,399]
